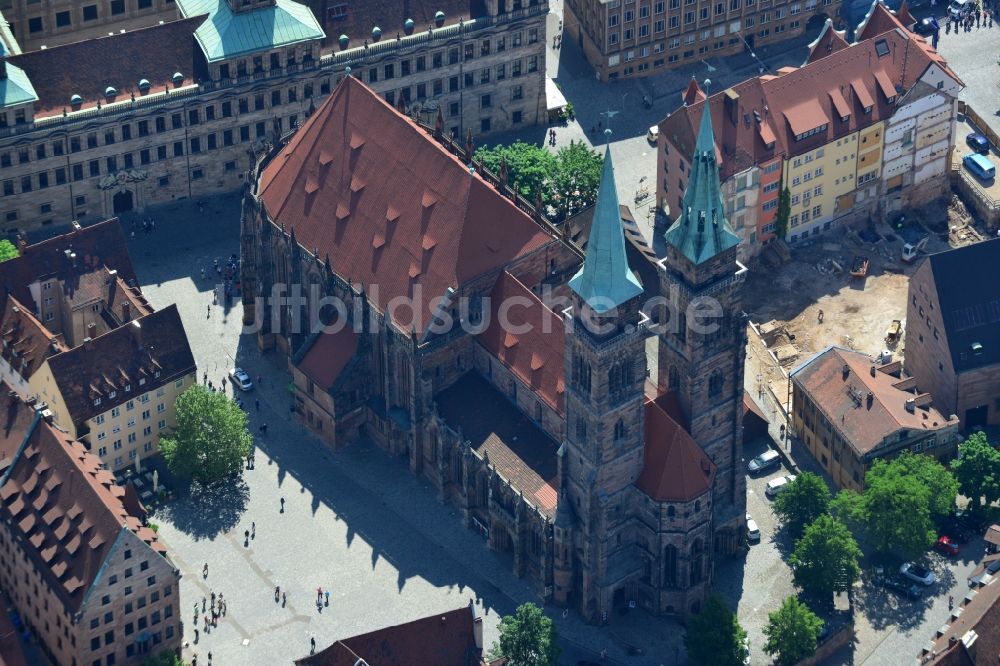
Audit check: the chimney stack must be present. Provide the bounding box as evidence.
[866,391,874,409]
[83,337,93,350]
[842,364,850,380]
[122,300,131,322]
[870,364,876,377]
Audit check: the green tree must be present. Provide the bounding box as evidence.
[772,472,832,537]
[869,451,958,519]
[863,469,937,559]
[774,185,791,239]
[0,239,18,263]
[474,142,556,202]
[143,651,186,666]
[952,431,1000,512]
[763,597,824,666]
[159,385,253,484]
[551,140,603,218]
[490,603,560,666]
[790,515,862,599]
[684,595,750,666]
[828,489,865,537]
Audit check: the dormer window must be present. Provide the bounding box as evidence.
[109,391,117,399]
[139,378,146,386]
[94,397,102,406]
[125,385,131,392]
[154,370,160,378]
[105,86,118,101]
[840,115,849,122]
[864,106,872,114]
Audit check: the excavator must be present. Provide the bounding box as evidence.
[902,236,929,264]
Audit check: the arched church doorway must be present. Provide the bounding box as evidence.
[113,190,134,215]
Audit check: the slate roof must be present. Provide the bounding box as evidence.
[636,393,716,502]
[0,389,167,615]
[663,102,740,265]
[44,305,196,425]
[476,272,565,413]
[294,324,359,391]
[7,17,207,115]
[922,239,1000,373]
[178,0,325,63]
[305,0,487,51]
[569,140,644,312]
[296,605,484,666]
[658,12,962,183]
[791,346,957,455]
[0,296,66,381]
[435,372,558,517]
[0,61,38,109]
[257,76,551,337]
[0,219,139,313]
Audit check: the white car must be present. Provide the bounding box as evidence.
[900,562,936,586]
[765,474,797,499]
[746,514,760,543]
[229,368,254,391]
[647,125,660,143]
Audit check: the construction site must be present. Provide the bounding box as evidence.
[742,194,990,416]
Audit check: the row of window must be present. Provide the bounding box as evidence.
[25,0,167,34]
[216,45,315,81]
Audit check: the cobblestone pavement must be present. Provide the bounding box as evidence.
[126,195,691,665]
[931,6,1000,139]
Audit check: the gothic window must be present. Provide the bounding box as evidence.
[572,353,592,396]
[689,539,704,585]
[576,417,587,441]
[614,419,627,442]
[663,545,678,588]
[708,370,724,399]
[678,313,687,344]
[609,357,634,399]
[667,505,676,518]
[668,365,679,391]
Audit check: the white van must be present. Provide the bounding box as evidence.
[765,474,797,499]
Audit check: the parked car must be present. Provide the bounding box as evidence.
[765,474,796,499]
[229,367,254,391]
[963,153,996,181]
[748,450,781,475]
[913,17,939,35]
[967,132,991,155]
[647,125,660,144]
[949,0,975,18]
[935,536,961,557]
[746,514,761,543]
[900,562,937,586]
[884,577,923,600]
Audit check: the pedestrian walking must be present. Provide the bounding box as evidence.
[251,521,256,539]
[202,596,207,612]
[317,587,323,603]
[194,628,199,642]
[222,377,227,390]
[325,590,330,606]
[203,562,209,577]
[282,592,287,606]
[311,637,316,653]
[280,496,285,512]
[207,303,211,318]
[255,398,260,411]
[222,602,227,617]
[211,591,216,605]
[244,528,250,541]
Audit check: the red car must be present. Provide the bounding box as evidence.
[935,536,960,557]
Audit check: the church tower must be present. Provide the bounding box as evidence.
[559,132,648,620]
[658,102,747,552]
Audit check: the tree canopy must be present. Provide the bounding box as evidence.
[952,431,1000,512]
[773,472,832,537]
[0,240,18,263]
[474,142,556,203]
[490,603,560,666]
[868,451,958,520]
[159,385,253,484]
[550,140,603,218]
[862,467,938,559]
[763,596,824,666]
[684,595,750,666]
[790,515,862,599]
[774,186,791,239]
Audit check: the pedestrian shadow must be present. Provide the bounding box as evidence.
[156,475,250,541]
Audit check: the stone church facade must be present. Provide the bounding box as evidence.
[240,75,746,623]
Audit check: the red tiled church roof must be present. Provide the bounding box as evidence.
[476,272,565,413]
[8,16,207,115]
[0,389,166,614]
[636,394,716,502]
[257,76,551,336]
[295,323,359,391]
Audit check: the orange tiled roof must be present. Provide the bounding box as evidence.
[0,389,167,614]
[0,296,66,381]
[476,272,565,413]
[805,19,850,65]
[295,324,359,391]
[7,16,207,115]
[636,393,716,503]
[257,76,551,336]
[659,14,962,181]
[791,346,957,455]
[296,605,484,666]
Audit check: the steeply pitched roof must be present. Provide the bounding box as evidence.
[178,0,325,63]
[568,139,643,312]
[297,605,484,666]
[804,18,850,65]
[44,305,196,424]
[683,77,707,106]
[923,239,1000,373]
[7,16,206,115]
[305,0,488,51]
[658,17,962,182]
[636,393,716,502]
[663,103,740,265]
[477,272,565,413]
[0,390,166,614]
[791,346,957,454]
[0,296,66,381]
[856,0,902,41]
[435,372,558,517]
[0,219,139,313]
[895,0,916,28]
[0,61,38,109]
[257,76,551,336]
[294,323,359,391]
[923,574,1000,665]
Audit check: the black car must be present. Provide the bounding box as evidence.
[967,133,991,155]
[883,578,922,600]
[914,17,939,35]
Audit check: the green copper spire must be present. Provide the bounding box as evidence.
[663,101,740,265]
[569,132,643,314]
